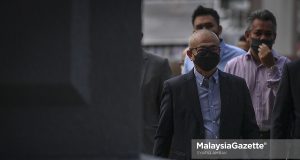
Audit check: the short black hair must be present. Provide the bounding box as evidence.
[192,5,220,25]
[246,9,277,33]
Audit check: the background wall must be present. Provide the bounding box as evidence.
[142,0,300,75]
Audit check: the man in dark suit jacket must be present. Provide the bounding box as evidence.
[153,30,259,160]
[271,59,300,139]
[141,49,172,154]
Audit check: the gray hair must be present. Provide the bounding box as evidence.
[246,9,277,33]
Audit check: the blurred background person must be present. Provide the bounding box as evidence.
[271,59,300,139]
[140,32,173,154]
[181,5,246,74]
[237,35,250,51]
[271,59,300,159]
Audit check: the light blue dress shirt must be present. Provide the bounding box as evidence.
[182,39,246,74]
[194,68,221,139]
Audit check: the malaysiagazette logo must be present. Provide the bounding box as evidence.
[197,141,267,151]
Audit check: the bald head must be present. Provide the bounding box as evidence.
[189,29,220,48]
[187,30,220,59]
[186,29,221,75]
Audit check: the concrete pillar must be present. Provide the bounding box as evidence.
[0,0,142,159]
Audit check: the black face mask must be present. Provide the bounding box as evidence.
[194,49,220,71]
[251,38,274,54]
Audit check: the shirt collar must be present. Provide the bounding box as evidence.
[194,68,219,84]
[219,39,225,54]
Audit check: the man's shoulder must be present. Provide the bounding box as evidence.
[165,71,192,86]
[226,54,247,67]
[219,70,246,82]
[143,50,167,63]
[273,50,289,60]
[288,59,300,67]
[287,59,300,72]
[223,43,246,55]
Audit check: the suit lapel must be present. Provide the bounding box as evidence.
[218,71,231,138]
[185,70,204,133]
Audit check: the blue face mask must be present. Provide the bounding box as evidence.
[251,38,274,54]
